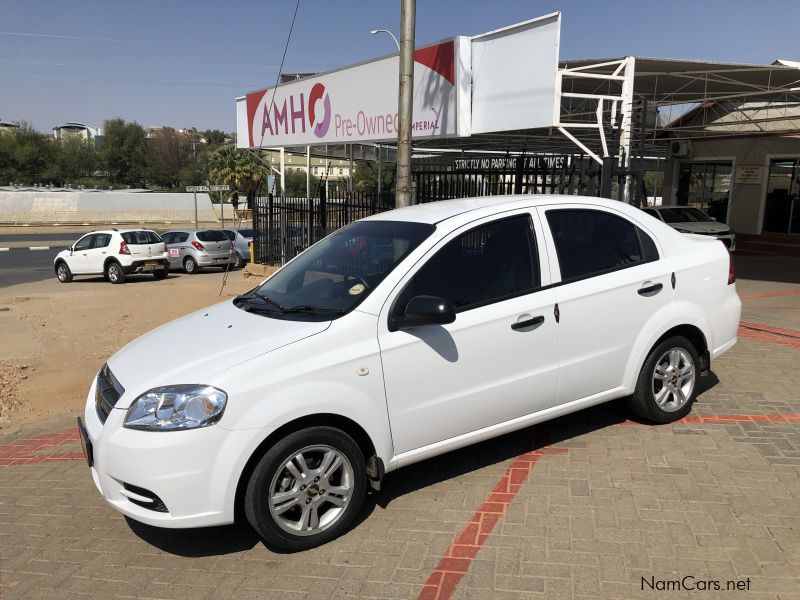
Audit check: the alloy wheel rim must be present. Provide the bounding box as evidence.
[268,444,354,537]
[186,259,195,272]
[57,265,66,280]
[108,266,119,281]
[652,347,695,412]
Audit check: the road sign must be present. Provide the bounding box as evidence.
[209,184,231,191]
[186,185,209,192]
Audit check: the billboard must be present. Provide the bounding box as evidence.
[236,14,561,148]
[238,39,468,147]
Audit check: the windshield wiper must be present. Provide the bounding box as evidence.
[235,291,287,312]
[282,305,345,315]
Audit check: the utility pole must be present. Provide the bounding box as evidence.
[396,0,415,208]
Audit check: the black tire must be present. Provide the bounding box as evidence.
[244,427,367,552]
[233,252,244,269]
[55,261,73,283]
[105,261,126,284]
[183,256,199,274]
[627,335,701,424]
[153,268,168,280]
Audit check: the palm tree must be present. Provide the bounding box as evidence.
[208,145,269,206]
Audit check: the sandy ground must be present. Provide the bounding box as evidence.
[0,270,255,428]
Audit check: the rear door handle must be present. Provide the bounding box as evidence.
[511,316,545,330]
[638,282,663,296]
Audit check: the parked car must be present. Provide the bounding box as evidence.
[78,195,740,551]
[54,229,168,284]
[161,229,235,274]
[221,228,253,269]
[641,205,736,250]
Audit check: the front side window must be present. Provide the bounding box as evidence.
[74,235,93,251]
[546,209,649,281]
[394,215,540,315]
[239,220,435,320]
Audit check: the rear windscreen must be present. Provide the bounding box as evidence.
[122,231,163,245]
[197,230,228,242]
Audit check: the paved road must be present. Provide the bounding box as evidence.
[0,247,60,287]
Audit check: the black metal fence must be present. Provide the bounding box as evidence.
[253,153,608,265]
[252,190,394,265]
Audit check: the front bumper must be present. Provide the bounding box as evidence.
[82,379,271,528]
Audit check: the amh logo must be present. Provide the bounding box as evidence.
[309,83,331,138]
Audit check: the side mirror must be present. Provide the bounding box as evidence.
[397,295,455,330]
[68,246,73,254]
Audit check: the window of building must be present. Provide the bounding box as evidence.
[546,209,652,281]
[394,215,540,315]
[676,161,732,223]
[764,158,800,235]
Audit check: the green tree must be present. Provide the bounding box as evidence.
[202,129,227,146]
[55,136,98,184]
[100,118,147,186]
[352,160,394,193]
[144,127,194,189]
[0,123,56,185]
[208,145,269,204]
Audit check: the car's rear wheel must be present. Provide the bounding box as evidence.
[183,256,199,274]
[55,262,73,283]
[628,335,700,423]
[244,427,366,552]
[105,262,126,284]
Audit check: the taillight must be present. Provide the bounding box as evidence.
[192,240,205,251]
[119,241,131,255]
[727,247,735,285]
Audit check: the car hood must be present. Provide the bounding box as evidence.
[107,300,330,409]
[669,221,730,234]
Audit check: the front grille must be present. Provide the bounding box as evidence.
[123,483,169,512]
[95,364,124,424]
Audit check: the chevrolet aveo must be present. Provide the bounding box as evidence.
[79,196,741,551]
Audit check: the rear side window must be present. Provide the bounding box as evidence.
[168,232,189,243]
[546,209,650,281]
[122,231,162,245]
[395,215,540,314]
[196,230,228,242]
[92,234,111,248]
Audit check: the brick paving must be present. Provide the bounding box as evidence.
[1,277,799,599]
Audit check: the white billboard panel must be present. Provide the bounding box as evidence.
[470,13,560,134]
[237,40,462,148]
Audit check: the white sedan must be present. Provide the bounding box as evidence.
[78,195,741,551]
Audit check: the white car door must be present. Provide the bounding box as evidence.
[84,233,111,273]
[540,206,671,404]
[69,234,95,273]
[378,211,559,457]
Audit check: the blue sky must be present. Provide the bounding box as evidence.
[2,0,799,132]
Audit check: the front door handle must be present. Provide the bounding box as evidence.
[511,316,545,330]
[638,282,663,296]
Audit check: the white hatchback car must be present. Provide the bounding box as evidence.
[78,196,741,551]
[55,229,169,284]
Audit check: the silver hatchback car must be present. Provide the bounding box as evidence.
[162,229,235,274]
[221,228,253,269]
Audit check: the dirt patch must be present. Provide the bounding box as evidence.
[0,271,254,428]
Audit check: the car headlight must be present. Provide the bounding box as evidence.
[124,385,227,431]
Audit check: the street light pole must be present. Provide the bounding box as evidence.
[396,0,415,208]
[370,28,401,52]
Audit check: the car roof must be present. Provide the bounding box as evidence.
[359,194,642,225]
[77,228,156,235]
[649,205,705,211]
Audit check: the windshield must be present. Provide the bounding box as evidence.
[237,220,435,320]
[659,207,713,223]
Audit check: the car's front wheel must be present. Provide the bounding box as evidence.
[244,427,367,552]
[55,261,73,283]
[233,252,244,269]
[628,335,700,423]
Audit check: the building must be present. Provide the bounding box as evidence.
[52,122,103,143]
[0,120,20,134]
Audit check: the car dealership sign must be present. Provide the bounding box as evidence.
[237,13,561,148]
